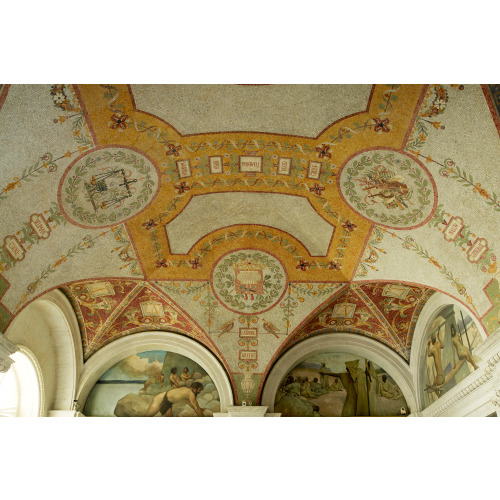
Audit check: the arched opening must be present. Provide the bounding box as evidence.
[262,332,417,415]
[76,331,234,416]
[0,347,44,417]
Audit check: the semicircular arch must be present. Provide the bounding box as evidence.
[261,332,417,413]
[76,330,234,413]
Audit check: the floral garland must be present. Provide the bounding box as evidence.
[280,283,343,329]
[101,84,400,155]
[145,159,355,269]
[342,152,433,227]
[15,226,120,310]
[213,251,285,313]
[354,226,387,277]
[381,228,477,313]
[405,85,456,156]
[1,85,94,203]
[0,202,66,273]
[64,150,155,225]
[428,203,497,273]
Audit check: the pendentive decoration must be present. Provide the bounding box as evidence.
[211,249,287,315]
[338,148,437,230]
[58,146,159,228]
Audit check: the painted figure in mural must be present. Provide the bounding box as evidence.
[181,367,193,382]
[318,364,343,392]
[425,324,475,396]
[300,378,316,398]
[379,374,403,400]
[310,378,328,396]
[366,361,382,415]
[145,382,205,417]
[275,376,322,417]
[347,360,369,416]
[283,376,301,396]
[450,325,478,370]
[321,360,370,416]
[328,377,343,392]
[142,373,164,393]
[169,367,181,388]
[426,329,445,391]
[320,363,329,390]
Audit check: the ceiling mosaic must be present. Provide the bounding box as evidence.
[1,84,499,404]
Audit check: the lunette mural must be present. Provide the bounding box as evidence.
[84,350,220,417]
[274,351,407,417]
[422,304,483,408]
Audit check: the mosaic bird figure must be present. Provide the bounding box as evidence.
[262,318,280,338]
[218,319,235,337]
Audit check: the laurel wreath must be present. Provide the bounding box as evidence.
[213,252,285,312]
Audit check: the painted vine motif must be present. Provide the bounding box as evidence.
[101,84,399,156]
[146,165,356,269]
[0,202,65,273]
[405,85,452,156]
[51,84,94,151]
[354,226,387,277]
[15,227,121,310]
[280,283,344,328]
[439,158,500,212]
[110,224,143,277]
[428,204,497,274]
[376,227,478,313]
[1,85,94,203]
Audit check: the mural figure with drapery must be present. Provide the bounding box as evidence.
[274,351,407,417]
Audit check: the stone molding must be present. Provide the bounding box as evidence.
[0,333,19,373]
[213,406,280,417]
[32,289,84,411]
[47,410,85,417]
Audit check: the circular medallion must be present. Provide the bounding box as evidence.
[58,146,159,228]
[338,149,437,229]
[211,250,287,315]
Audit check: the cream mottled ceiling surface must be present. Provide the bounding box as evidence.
[1,83,499,404]
[130,84,373,136]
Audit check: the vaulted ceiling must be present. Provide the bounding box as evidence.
[1,84,499,404]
